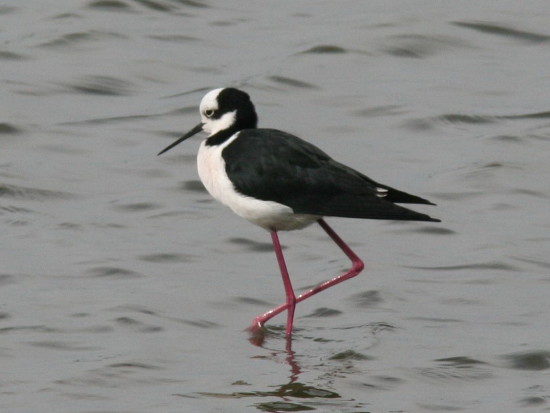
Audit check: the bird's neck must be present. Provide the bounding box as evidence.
[205,126,247,146]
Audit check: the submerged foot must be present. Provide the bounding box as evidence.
[247,318,267,346]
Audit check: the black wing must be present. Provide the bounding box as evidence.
[222,129,439,222]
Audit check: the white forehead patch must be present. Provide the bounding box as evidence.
[199,88,224,114]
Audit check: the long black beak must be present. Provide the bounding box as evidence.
[157,123,204,156]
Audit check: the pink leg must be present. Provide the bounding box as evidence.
[248,219,364,335]
[268,230,296,337]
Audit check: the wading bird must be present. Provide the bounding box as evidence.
[158,88,439,339]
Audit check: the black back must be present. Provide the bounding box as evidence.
[222,128,439,222]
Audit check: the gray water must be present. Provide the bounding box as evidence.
[2,1,550,412]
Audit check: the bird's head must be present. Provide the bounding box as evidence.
[158,87,257,155]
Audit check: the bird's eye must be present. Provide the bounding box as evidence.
[204,109,214,118]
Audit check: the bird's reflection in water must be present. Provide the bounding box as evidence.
[246,327,342,411]
[248,324,298,377]
[197,328,343,411]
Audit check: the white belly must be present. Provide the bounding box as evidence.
[197,135,319,231]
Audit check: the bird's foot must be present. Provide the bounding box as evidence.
[247,318,267,346]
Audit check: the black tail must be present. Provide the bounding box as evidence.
[294,193,441,222]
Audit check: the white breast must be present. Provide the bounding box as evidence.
[197,134,319,231]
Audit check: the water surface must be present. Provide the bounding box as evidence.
[2,1,550,412]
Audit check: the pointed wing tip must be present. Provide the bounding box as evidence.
[413,197,437,206]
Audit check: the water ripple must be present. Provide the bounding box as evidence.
[198,382,340,400]
[434,191,484,201]
[28,340,101,351]
[127,0,207,12]
[268,76,318,89]
[60,113,159,126]
[64,75,136,96]
[453,21,550,43]
[416,356,492,381]
[112,201,161,212]
[181,180,207,192]
[234,296,272,306]
[108,362,162,370]
[132,0,176,12]
[0,274,15,286]
[227,237,275,252]
[114,317,163,333]
[0,123,23,134]
[519,397,547,407]
[407,262,517,272]
[329,350,371,361]
[256,401,316,411]
[87,0,134,11]
[380,34,470,58]
[138,252,196,263]
[438,114,495,125]
[86,266,144,279]
[512,254,550,270]
[0,324,57,334]
[0,205,33,214]
[304,307,342,318]
[108,304,220,329]
[0,183,74,200]
[301,45,347,54]
[353,105,404,118]
[0,51,27,60]
[148,34,199,42]
[38,31,125,48]
[501,350,550,371]
[0,5,17,14]
[409,226,456,235]
[405,109,550,131]
[351,290,383,308]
